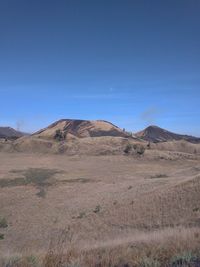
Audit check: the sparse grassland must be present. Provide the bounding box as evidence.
[0,152,200,266]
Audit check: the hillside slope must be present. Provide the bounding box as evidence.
[33,119,131,139]
[0,127,26,140]
[136,125,200,143]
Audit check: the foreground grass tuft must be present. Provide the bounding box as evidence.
[139,257,161,267]
[1,255,40,267]
[170,251,197,266]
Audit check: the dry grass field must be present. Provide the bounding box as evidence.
[0,150,200,266]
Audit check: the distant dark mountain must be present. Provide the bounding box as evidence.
[0,127,26,140]
[135,125,200,143]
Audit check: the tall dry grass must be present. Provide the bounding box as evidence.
[1,226,200,267]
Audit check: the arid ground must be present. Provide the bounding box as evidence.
[0,150,200,266]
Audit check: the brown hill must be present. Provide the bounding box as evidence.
[33,119,131,140]
[0,127,26,140]
[135,125,200,143]
[0,120,146,155]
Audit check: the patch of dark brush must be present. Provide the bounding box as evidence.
[150,174,169,179]
[36,187,46,198]
[0,233,4,240]
[22,168,62,186]
[0,177,27,188]
[62,178,92,183]
[0,168,64,198]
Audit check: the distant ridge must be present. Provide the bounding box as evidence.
[135,125,200,143]
[33,119,132,139]
[0,127,26,140]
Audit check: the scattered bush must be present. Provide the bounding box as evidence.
[150,174,168,179]
[193,207,199,212]
[124,143,132,154]
[93,205,101,213]
[133,144,145,155]
[54,130,66,141]
[147,142,151,149]
[0,233,4,240]
[124,143,145,156]
[36,187,46,198]
[77,212,86,219]
[0,217,8,228]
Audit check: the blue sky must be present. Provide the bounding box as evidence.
[0,0,200,135]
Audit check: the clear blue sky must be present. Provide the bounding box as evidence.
[0,0,200,135]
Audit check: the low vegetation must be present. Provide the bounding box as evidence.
[1,227,200,267]
[0,168,61,188]
[150,174,168,179]
[62,177,92,183]
[124,143,145,155]
[93,205,101,213]
[11,168,61,186]
[76,211,86,219]
[0,217,8,229]
[54,129,66,141]
[0,168,62,198]
[170,251,198,266]
[0,217,7,241]
[0,233,4,240]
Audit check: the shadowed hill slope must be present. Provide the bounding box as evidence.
[0,127,26,140]
[136,125,200,143]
